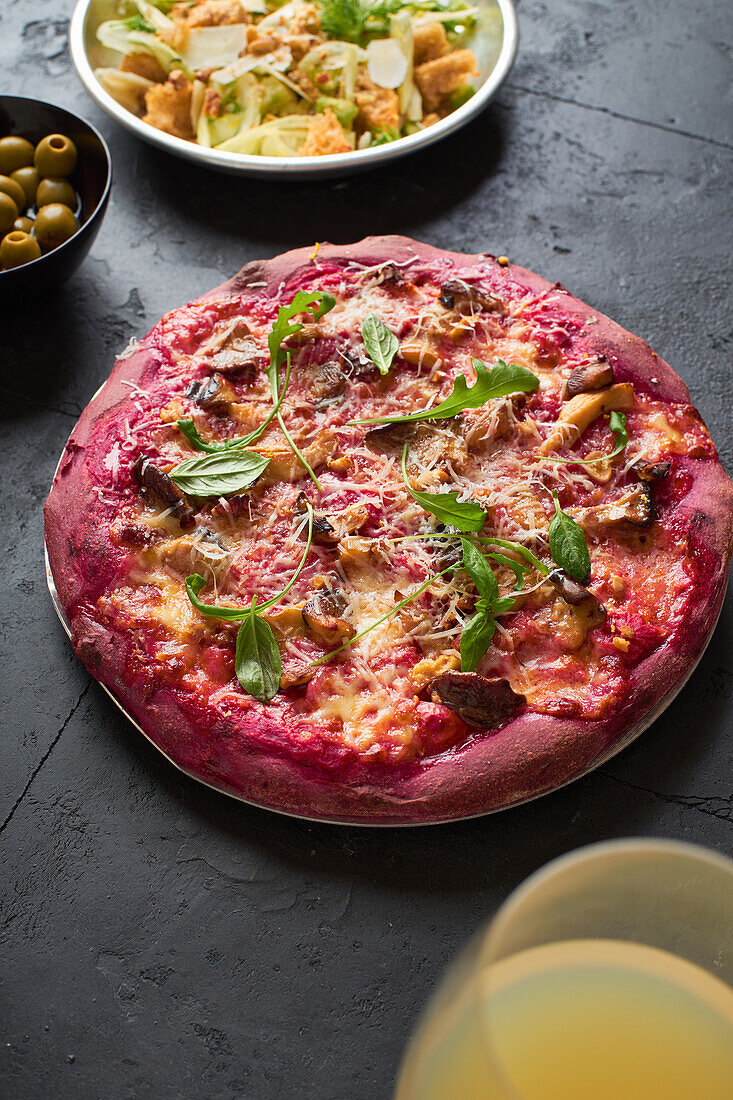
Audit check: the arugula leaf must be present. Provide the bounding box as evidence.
[362,313,399,375]
[353,358,539,426]
[607,410,628,459]
[235,599,282,703]
[485,552,529,591]
[401,446,486,532]
[460,538,499,603]
[549,491,591,585]
[170,449,269,497]
[266,290,336,489]
[460,606,496,672]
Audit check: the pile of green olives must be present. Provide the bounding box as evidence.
[0,132,81,271]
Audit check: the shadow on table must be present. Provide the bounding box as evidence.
[109,594,731,903]
[133,105,507,248]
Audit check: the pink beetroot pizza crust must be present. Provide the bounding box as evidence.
[44,236,733,824]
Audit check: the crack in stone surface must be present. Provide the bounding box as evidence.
[0,386,81,420]
[504,82,733,150]
[0,683,90,835]
[600,770,733,823]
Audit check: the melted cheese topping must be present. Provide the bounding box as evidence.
[96,260,712,762]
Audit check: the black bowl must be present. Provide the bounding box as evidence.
[0,95,111,301]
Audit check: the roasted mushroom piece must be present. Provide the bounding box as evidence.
[295,492,337,545]
[380,263,403,285]
[311,360,348,406]
[302,589,355,646]
[633,459,671,481]
[577,483,654,531]
[186,374,224,408]
[132,455,195,527]
[563,358,614,399]
[438,280,506,315]
[548,569,607,630]
[426,671,525,728]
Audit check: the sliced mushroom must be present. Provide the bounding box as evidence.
[633,459,671,481]
[426,672,525,728]
[262,605,306,637]
[338,537,374,571]
[365,421,415,454]
[540,383,635,455]
[577,483,654,531]
[302,589,355,646]
[563,358,614,399]
[279,662,317,689]
[187,374,223,408]
[210,341,258,379]
[439,280,506,315]
[257,431,337,484]
[211,493,250,521]
[365,421,467,484]
[380,263,403,285]
[548,569,607,631]
[132,455,195,527]
[311,360,348,406]
[295,492,337,545]
[154,528,231,577]
[399,341,441,368]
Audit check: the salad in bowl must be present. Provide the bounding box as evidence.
[92,0,486,157]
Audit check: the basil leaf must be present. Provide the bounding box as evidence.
[235,600,282,703]
[354,358,539,425]
[185,574,250,622]
[548,491,591,585]
[401,446,486,532]
[362,313,399,375]
[459,608,496,672]
[171,449,269,497]
[493,595,518,614]
[460,538,499,603]
[608,410,628,459]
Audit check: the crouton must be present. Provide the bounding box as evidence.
[413,22,449,65]
[143,71,195,140]
[302,110,352,156]
[172,0,248,28]
[120,51,168,84]
[354,73,400,134]
[415,49,479,113]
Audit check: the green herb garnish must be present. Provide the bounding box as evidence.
[186,504,314,702]
[362,313,399,375]
[371,126,401,146]
[170,449,270,497]
[401,445,486,532]
[544,411,629,467]
[548,491,591,584]
[458,538,520,671]
[352,358,539,426]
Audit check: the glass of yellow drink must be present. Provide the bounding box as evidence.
[395,839,733,1100]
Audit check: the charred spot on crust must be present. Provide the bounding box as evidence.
[295,492,337,545]
[439,280,506,315]
[132,455,195,527]
[426,672,525,728]
[303,588,355,646]
[633,459,671,481]
[563,358,614,400]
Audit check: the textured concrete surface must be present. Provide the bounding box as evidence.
[1,1,732,1097]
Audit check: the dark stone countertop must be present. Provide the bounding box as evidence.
[1,1,731,1097]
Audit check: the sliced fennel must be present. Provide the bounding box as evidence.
[215,115,310,155]
[132,0,175,34]
[180,25,249,71]
[97,19,186,74]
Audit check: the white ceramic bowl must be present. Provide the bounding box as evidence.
[70,0,518,178]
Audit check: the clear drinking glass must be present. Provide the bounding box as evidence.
[395,839,733,1100]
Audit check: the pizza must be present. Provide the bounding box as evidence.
[44,236,733,823]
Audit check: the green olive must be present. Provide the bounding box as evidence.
[11,166,39,207]
[0,191,19,235]
[0,174,27,212]
[0,135,35,175]
[34,134,78,178]
[0,229,41,270]
[33,203,77,251]
[36,176,77,211]
[13,216,34,234]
